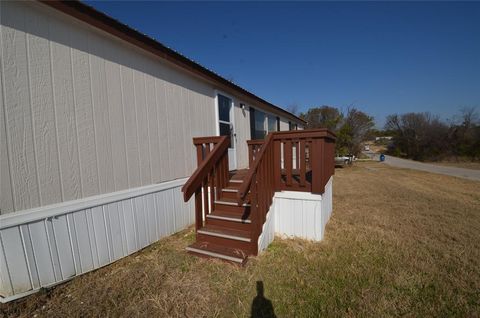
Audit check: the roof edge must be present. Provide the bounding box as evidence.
[39,0,306,124]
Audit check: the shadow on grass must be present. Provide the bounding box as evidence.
[251,281,276,318]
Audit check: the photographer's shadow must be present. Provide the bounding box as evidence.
[251,281,276,318]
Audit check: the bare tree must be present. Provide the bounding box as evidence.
[286,104,300,116]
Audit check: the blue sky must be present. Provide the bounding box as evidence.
[86,1,480,128]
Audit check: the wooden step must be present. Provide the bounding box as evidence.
[197,225,251,242]
[186,241,247,265]
[215,198,250,207]
[206,210,251,231]
[226,180,243,189]
[221,188,250,200]
[206,210,251,223]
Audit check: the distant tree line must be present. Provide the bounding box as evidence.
[299,106,375,155]
[385,107,480,161]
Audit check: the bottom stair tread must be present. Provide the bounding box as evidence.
[186,241,248,264]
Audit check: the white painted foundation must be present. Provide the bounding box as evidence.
[258,176,333,253]
[0,178,193,302]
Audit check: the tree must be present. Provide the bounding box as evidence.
[299,106,343,131]
[338,107,375,155]
[385,112,451,161]
[286,104,300,116]
[300,105,374,155]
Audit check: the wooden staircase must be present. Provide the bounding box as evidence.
[181,130,336,265]
[186,171,252,264]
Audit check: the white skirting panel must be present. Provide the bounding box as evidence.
[257,207,275,253]
[257,177,333,253]
[0,178,193,302]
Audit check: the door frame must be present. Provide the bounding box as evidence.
[214,90,237,170]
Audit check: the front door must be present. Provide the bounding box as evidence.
[217,94,237,170]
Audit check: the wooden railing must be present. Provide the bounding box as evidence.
[182,136,230,230]
[240,129,336,253]
[247,140,264,167]
[246,129,336,194]
[238,134,276,252]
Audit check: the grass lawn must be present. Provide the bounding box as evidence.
[2,162,479,317]
[432,161,480,170]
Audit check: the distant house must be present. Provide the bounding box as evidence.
[375,136,393,141]
[0,1,335,301]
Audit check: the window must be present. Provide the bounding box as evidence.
[276,116,280,131]
[267,114,277,133]
[217,94,233,148]
[250,107,266,140]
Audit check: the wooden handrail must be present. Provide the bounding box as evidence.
[181,136,229,201]
[272,128,336,140]
[193,136,224,145]
[237,133,274,200]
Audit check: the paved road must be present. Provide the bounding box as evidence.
[364,152,480,182]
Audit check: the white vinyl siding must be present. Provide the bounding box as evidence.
[0,1,215,214]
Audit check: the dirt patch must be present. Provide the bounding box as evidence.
[2,162,479,317]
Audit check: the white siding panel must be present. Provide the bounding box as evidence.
[154,75,171,182]
[121,65,141,188]
[91,206,110,267]
[0,227,31,294]
[1,1,221,213]
[145,74,162,183]
[51,215,76,279]
[89,33,115,194]
[18,225,40,289]
[1,2,40,210]
[50,17,82,202]
[121,199,136,254]
[134,196,148,249]
[0,179,193,300]
[25,8,62,206]
[146,194,157,243]
[133,70,152,185]
[280,118,290,131]
[273,177,333,241]
[27,221,56,285]
[71,29,99,198]
[0,59,15,214]
[105,57,128,191]
[106,202,124,261]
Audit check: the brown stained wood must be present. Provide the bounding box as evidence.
[195,188,202,231]
[272,128,336,140]
[299,140,306,187]
[273,140,281,189]
[237,133,274,200]
[311,138,325,194]
[185,129,336,261]
[196,144,203,165]
[193,136,224,145]
[209,170,214,212]
[203,178,209,216]
[285,140,293,186]
[182,136,229,201]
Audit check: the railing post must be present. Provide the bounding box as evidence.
[194,188,202,231]
[311,138,325,194]
[285,140,293,186]
[273,140,281,190]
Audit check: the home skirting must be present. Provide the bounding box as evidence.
[258,176,333,253]
[0,178,193,302]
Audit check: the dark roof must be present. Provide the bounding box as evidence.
[40,0,306,124]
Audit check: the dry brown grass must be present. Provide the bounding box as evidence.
[432,161,480,170]
[2,162,479,317]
